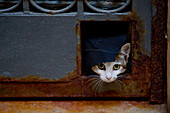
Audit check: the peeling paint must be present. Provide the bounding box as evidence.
[120,11,149,57]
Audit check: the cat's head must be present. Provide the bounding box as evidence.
[91,43,131,83]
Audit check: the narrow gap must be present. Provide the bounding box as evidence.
[0,97,150,101]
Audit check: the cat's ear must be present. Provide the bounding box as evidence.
[120,43,131,55]
[120,43,131,60]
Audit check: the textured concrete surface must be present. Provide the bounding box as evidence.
[0,101,167,113]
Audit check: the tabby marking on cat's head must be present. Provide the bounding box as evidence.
[91,43,131,83]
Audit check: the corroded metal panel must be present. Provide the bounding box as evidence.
[167,0,170,111]
[0,0,166,104]
[0,16,77,80]
[79,19,151,98]
[151,0,166,103]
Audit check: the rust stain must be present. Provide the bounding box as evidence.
[0,75,56,82]
[120,11,148,57]
[150,0,166,103]
[0,70,79,82]
[81,12,151,97]
[0,77,83,97]
[0,0,166,105]
[0,21,83,97]
[0,101,167,113]
[0,17,151,97]
[75,22,82,75]
[82,52,151,97]
[57,69,79,82]
[0,23,81,83]
[0,10,163,99]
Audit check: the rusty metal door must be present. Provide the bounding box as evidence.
[0,0,166,103]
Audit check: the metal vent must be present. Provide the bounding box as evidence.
[0,0,21,13]
[29,0,76,13]
[85,0,131,13]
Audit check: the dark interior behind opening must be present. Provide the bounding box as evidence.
[81,21,131,76]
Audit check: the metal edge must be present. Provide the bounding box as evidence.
[29,0,76,14]
[84,0,131,13]
[0,0,22,13]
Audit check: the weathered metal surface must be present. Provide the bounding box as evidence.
[150,0,166,103]
[0,0,21,13]
[79,9,151,97]
[133,0,152,56]
[84,0,131,13]
[29,0,76,14]
[0,77,83,97]
[0,0,166,104]
[79,16,150,98]
[0,101,167,113]
[167,0,170,111]
[0,16,77,80]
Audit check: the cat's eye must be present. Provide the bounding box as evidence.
[98,63,105,70]
[113,64,120,70]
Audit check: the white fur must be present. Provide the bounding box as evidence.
[92,62,126,83]
[91,43,130,83]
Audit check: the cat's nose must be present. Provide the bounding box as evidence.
[106,76,111,80]
[106,72,112,80]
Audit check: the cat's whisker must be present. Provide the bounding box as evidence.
[114,80,121,93]
[85,77,98,83]
[92,80,98,96]
[86,76,99,80]
[85,78,100,87]
[113,81,118,90]
[84,78,99,92]
[110,81,116,89]
[117,75,125,78]
[110,81,114,88]
[96,80,103,95]
[88,43,131,91]
[113,81,119,91]
[92,79,100,90]
[95,81,101,95]
[116,79,126,87]
[92,79,101,95]
[99,81,103,93]
[97,80,103,93]
[96,80,102,93]
[87,75,100,78]
[88,79,99,87]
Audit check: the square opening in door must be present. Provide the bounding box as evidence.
[81,21,131,76]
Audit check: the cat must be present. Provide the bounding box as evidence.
[91,43,131,83]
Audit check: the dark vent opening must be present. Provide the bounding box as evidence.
[81,21,131,76]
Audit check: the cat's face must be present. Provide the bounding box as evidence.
[91,43,131,83]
